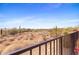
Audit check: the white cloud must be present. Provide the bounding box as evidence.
[0,15,79,29]
[55,19,79,28]
[62,19,79,23]
[0,16,34,28]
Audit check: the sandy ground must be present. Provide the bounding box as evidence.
[0,31,51,55]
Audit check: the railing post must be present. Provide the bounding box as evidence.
[78,31,79,39]
[74,31,79,55]
[50,41,52,55]
[30,49,32,55]
[70,32,76,55]
[39,45,41,55]
[56,39,59,55]
[59,37,63,55]
[53,40,55,55]
[45,43,47,55]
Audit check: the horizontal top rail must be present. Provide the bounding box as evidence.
[3,31,79,55]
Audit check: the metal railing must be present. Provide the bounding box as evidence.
[4,31,79,55]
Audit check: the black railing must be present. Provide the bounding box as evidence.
[3,31,79,55]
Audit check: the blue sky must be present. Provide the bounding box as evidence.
[0,3,79,29]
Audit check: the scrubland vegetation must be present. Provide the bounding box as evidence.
[0,26,79,54]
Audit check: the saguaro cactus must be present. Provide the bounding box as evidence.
[1,29,3,36]
[19,26,21,34]
[5,28,6,36]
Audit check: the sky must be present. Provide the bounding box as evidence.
[0,3,79,29]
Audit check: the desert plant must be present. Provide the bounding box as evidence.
[9,28,18,35]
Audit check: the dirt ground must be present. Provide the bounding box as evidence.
[0,31,51,55]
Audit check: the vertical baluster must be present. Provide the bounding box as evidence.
[78,31,79,39]
[30,49,32,55]
[45,43,47,55]
[58,39,60,55]
[61,37,63,55]
[53,40,55,55]
[56,39,58,55]
[59,37,62,55]
[71,33,75,55]
[39,45,41,55]
[50,41,52,55]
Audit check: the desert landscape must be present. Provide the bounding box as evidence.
[0,28,51,54]
[0,3,79,55]
[0,26,78,55]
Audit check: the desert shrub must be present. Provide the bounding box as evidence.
[42,34,47,41]
[26,29,32,32]
[9,28,18,35]
[63,32,69,35]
